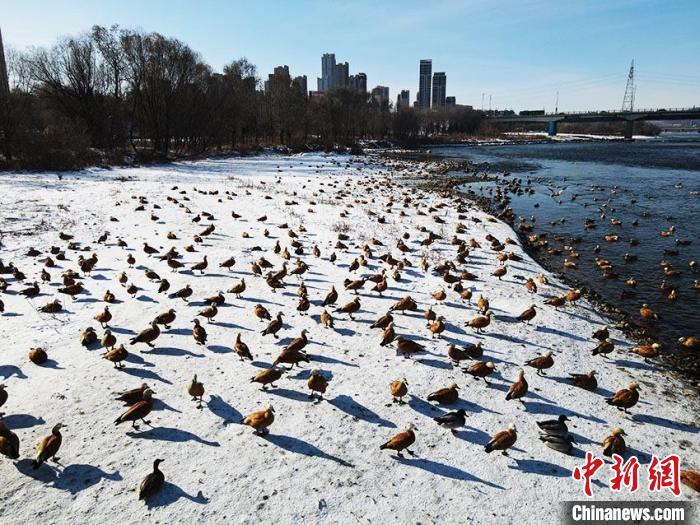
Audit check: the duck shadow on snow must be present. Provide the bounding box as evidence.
[266,387,313,402]
[1,413,45,429]
[408,395,443,417]
[523,401,605,424]
[122,367,173,385]
[397,457,505,489]
[206,345,231,354]
[0,365,28,380]
[632,413,698,433]
[153,398,182,414]
[329,395,395,428]
[166,328,192,336]
[15,460,122,493]
[312,354,359,368]
[146,482,208,509]
[453,426,491,446]
[613,359,657,372]
[124,353,155,367]
[415,357,452,370]
[127,426,220,447]
[109,326,136,335]
[144,347,205,358]
[508,458,572,477]
[263,434,353,467]
[535,325,589,342]
[207,395,242,424]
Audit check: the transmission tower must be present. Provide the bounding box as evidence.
[621,60,635,112]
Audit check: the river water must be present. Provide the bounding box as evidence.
[430,134,700,379]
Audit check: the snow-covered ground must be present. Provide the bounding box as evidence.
[0,153,697,524]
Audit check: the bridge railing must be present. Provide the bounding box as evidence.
[489,107,699,118]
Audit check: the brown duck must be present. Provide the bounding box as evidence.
[250,368,284,390]
[130,321,161,348]
[0,420,20,460]
[335,297,360,320]
[427,383,459,404]
[153,309,176,329]
[568,370,597,392]
[139,459,165,501]
[115,383,149,405]
[115,388,154,429]
[234,333,253,361]
[606,382,640,413]
[485,424,517,455]
[261,312,284,338]
[192,319,207,345]
[103,344,128,368]
[242,405,275,435]
[307,369,328,400]
[380,423,416,458]
[394,337,425,358]
[187,374,205,408]
[389,378,408,403]
[33,423,65,468]
[467,311,492,333]
[505,369,528,401]
[526,351,554,375]
[602,427,626,457]
[464,361,495,383]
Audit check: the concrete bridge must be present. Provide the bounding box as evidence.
[487,107,700,138]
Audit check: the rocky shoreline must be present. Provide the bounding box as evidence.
[377,150,699,387]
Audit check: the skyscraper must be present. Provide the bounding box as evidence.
[397,90,410,110]
[432,72,446,108]
[371,86,390,107]
[418,59,432,109]
[265,65,290,93]
[334,62,349,88]
[293,75,308,96]
[350,73,367,93]
[319,53,336,92]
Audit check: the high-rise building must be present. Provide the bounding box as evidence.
[432,72,446,108]
[445,96,456,108]
[371,85,390,108]
[418,59,432,109]
[264,65,291,93]
[274,65,290,77]
[350,73,367,93]
[397,90,410,110]
[334,62,349,88]
[319,53,336,92]
[293,75,308,96]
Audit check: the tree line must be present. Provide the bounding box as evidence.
[0,25,486,170]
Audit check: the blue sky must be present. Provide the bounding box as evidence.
[1,0,698,111]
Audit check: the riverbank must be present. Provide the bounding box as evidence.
[0,153,698,524]
[380,150,700,383]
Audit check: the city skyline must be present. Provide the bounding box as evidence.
[0,0,698,111]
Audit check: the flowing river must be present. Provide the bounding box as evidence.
[430,134,700,379]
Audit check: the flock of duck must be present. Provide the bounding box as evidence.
[1,156,699,507]
[475,171,699,367]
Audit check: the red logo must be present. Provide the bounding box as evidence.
[609,455,640,493]
[648,454,681,496]
[573,453,682,497]
[573,452,605,497]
